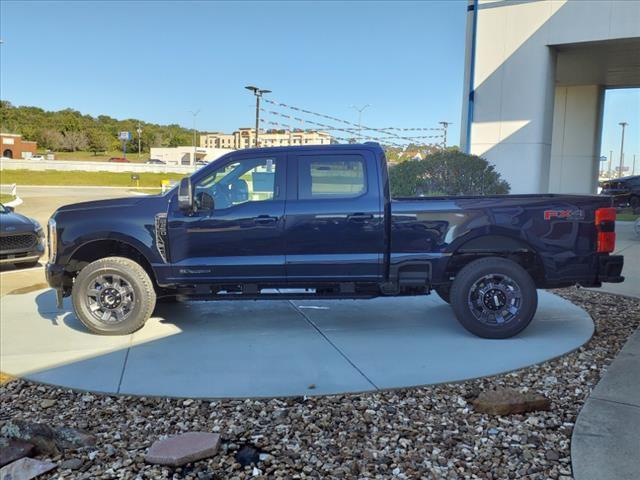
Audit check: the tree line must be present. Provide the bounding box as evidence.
[0,101,195,153]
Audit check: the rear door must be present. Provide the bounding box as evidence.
[284,149,384,282]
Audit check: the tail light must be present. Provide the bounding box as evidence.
[595,207,616,253]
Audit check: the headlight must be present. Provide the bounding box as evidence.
[33,221,44,238]
[48,218,57,262]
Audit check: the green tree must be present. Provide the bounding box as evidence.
[389,150,510,197]
[87,129,111,155]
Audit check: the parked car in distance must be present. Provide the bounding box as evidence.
[195,160,208,166]
[29,155,45,161]
[108,157,130,163]
[47,143,624,338]
[0,203,45,268]
[600,175,640,210]
[146,158,166,165]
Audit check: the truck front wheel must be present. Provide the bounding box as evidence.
[450,257,537,339]
[72,256,156,335]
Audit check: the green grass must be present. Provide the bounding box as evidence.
[39,150,151,163]
[0,169,186,188]
[0,194,16,204]
[617,213,639,222]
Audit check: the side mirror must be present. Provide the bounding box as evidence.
[177,177,193,212]
[5,206,14,212]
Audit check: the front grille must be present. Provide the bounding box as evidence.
[0,233,37,251]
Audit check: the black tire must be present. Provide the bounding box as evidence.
[72,256,156,335]
[450,257,537,339]
[434,285,451,304]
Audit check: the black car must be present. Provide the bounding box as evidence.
[146,158,166,165]
[0,203,45,268]
[600,175,640,209]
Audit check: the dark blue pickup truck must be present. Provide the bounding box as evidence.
[46,143,624,338]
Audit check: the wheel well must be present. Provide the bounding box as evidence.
[443,235,546,285]
[67,240,156,285]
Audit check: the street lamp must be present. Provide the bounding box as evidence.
[136,124,143,160]
[245,86,271,147]
[350,104,370,142]
[439,121,452,149]
[618,121,628,178]
[189,110,200,166]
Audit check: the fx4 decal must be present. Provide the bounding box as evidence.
[544,209,585,221]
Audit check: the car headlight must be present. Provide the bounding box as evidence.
[47,218,57,262]
[33,221,45,238]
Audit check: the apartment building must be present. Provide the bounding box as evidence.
[200,128,333,150]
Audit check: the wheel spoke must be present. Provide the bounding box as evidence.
[101,310,112,322]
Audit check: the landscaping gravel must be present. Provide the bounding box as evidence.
[1,288,638,479]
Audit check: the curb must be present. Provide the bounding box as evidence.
[4,196,23,207]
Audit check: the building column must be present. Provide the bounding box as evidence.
[548,85,604,193]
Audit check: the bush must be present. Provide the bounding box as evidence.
[389,151,510,197]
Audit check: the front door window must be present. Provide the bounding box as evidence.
[193,157,277,211]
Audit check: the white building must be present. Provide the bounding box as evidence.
[149,146,234,166]
[460,0,640,193]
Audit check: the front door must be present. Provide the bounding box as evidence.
[284,149,384,282]
[167,153,286,283]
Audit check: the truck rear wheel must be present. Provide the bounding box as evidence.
[450,257,537,339]
[72,256,156,335]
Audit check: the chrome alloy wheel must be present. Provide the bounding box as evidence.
[467,273,523,326]
[85,274,135,325]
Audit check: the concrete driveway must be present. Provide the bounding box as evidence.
[0,289,593,398]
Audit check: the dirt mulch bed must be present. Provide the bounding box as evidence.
[1,288,638,479]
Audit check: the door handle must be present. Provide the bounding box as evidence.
[254,215,278,225]
[347,213,374,223]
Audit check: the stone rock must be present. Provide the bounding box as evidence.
[39,399,56,409]
[472,388,551,415]
[236,444,260,467]
[0,457,56,480]
[60,458,84,470]
[145,432,220,467]
[546,450,560,461]
[0,437,35,468]
[0,420,96,455]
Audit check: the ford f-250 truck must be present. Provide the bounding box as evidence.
[46,143,624,338]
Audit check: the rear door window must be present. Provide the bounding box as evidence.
[297,155,366,200]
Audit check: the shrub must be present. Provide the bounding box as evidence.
[389,150,510,197]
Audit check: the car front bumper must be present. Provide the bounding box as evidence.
[45,262,65,289]
[0,240,44,265]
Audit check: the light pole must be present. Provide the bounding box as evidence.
[439,121,452,149]
[245,86,271,147]
[189,110,200,166]
[350,104,370,142]
[618,122,628,178]
[609,150,613,178]
[136,124,142,160]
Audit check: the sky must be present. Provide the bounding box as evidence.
[0,0,638,164]
[0,1,467,143]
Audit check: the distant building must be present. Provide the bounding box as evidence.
[1,133,37,159]
[200,128,333,150]
[149,146,234,166]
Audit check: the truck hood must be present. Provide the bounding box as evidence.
[0,210,41,234]
[54,196,147,213]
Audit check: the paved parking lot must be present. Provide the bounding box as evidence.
[1,288,593,398]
